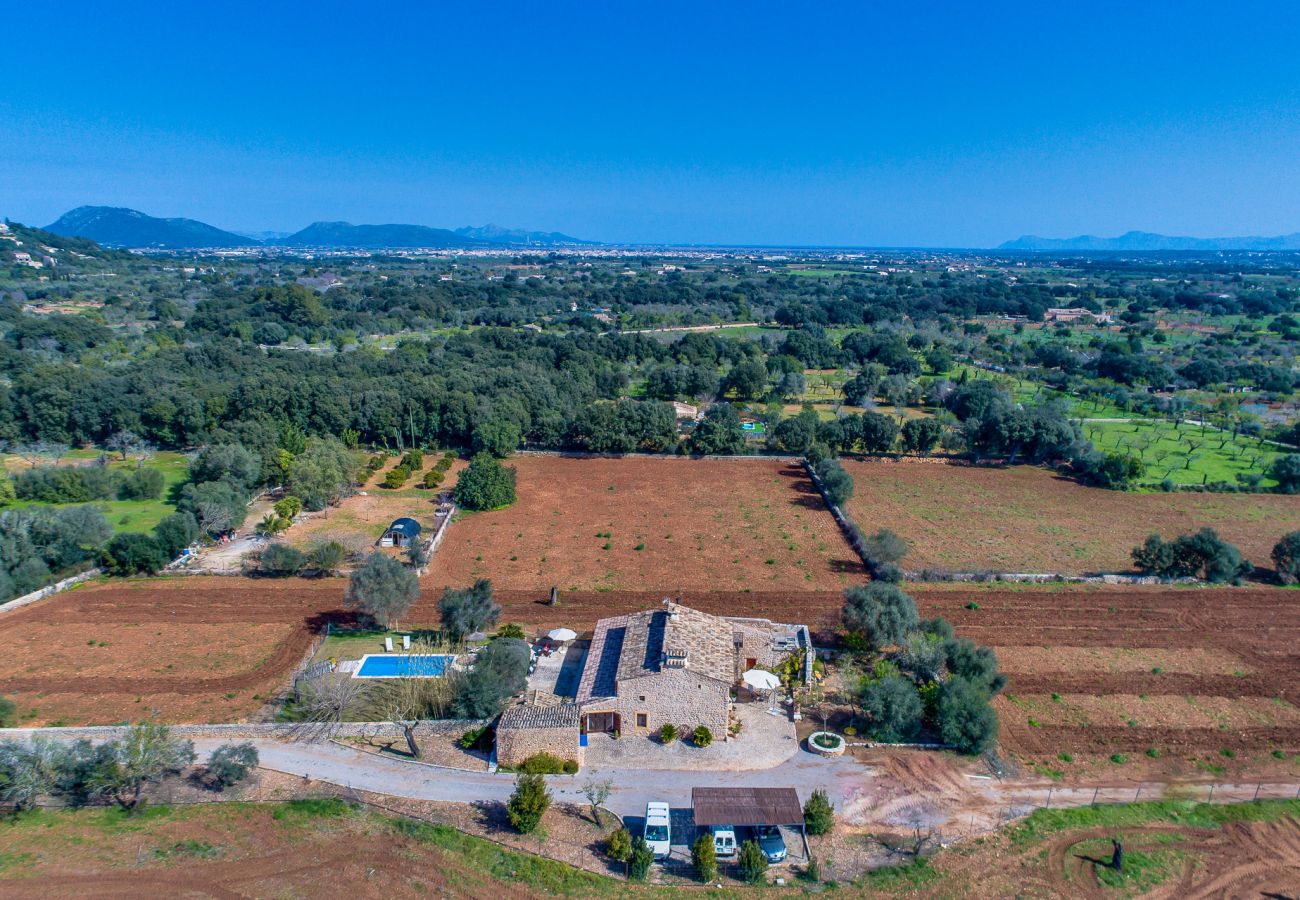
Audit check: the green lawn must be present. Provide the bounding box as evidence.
[2,450,190,533]
[1083,419,1281,488]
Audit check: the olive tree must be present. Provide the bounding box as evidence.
[345,552,420,630]
[843,583,918,650]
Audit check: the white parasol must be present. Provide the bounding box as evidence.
[548,627,578,642]
[742,669,780,691]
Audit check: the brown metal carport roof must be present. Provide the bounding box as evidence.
[691,787,803,827]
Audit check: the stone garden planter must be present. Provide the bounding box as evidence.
[808,731,845,756]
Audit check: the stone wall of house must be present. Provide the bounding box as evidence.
[733,623,782,670]
[588,669,730,737]
[496,725,584,768]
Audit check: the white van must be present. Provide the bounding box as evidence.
[643,801,671,860]
[711,824,737,858]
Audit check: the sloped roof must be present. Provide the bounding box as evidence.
[579,603,737,700]
[692,787,803,827]
[498,703,580,731]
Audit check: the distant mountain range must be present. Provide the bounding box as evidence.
[999,230,1300,252]
[45,206,595,250]
[47,207,253,249]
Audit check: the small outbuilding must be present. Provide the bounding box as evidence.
[495,703,583,769]
[380,517,422,548]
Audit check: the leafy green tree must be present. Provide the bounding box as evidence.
[345,552,419,629]
[1272,531,1300,585]
[101,533,166,575]
[259,542,306,576]
[90,722,196,811]
[738,839,769,883]
[205,742,258,789]
[607,827,633,862]
[287,438,361,510]
[1132,529,1251,583]
[306,539,347,576]
[774,410,819,455]
[692,831,719,882]
[178,480,248,535]
[858,674,924,742]
[117,467,164,500]
[0,695,15,728]
[628,836,655,881]
[152,511,199,558]
[936,676,999,754]
[725,358,768,400]
[0,737,65,812]
[507,773,550,834]
[900,417,944,454]
[843,583,918,650]
[859,412,900,453]
[944,637,1007,695]
[0,478,17,508]
[803,788,835,836]
[439,578,500,639]
[454,453,517,510]
[190,444,262,492]
[1272,454,1300,494]
[452,637,529,718]
[815,458,854,506]
[689,403,746,455]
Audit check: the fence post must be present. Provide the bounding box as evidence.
[1134,784,1142,802]
[1253,783,1260,801]
[1208,784,1215,802]
[1045,788,1053,809]
[1091,788,1099,806]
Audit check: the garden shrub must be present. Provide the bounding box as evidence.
[507,773,549,834]
[259,542,306,576]
[659,723,679,744]
[803,788,835,835]
[692,725,713,747]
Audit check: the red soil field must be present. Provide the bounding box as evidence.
[424,455,863,592]
[0,577,341,725]
[840,460,1300,575]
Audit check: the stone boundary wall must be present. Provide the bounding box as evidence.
[0,567,101,615]
[0,719,487,744]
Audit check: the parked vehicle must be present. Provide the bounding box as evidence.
[711,824,737,858]
[754,825,787,863]
[644,801,671,860]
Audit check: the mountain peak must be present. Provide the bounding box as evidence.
[46,206,254,249]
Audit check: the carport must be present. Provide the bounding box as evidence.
[691,787,808,860]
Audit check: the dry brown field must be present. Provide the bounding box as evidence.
[840,459,1300,574]
[423,455,863,593]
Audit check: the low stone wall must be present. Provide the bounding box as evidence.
[0,567,101,614]
[0,719,486,744]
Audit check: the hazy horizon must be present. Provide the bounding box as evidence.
[4,1,1300,246]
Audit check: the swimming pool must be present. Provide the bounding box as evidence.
[352,654,455,678]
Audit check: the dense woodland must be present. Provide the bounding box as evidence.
[2,222,1299,598]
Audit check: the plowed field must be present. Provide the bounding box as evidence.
[423,455,864,592]
[840,460,1300,575]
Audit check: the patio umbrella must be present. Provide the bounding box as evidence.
[742,669,780,691]
[548,627,578,642]
[465,631,488,642]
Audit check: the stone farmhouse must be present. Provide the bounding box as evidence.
[575,599,809,738]
[493,599,811,768]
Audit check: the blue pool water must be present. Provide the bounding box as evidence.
[354,654,454,678]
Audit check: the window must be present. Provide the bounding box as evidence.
[636,713,648,728]
[638,695,645,702]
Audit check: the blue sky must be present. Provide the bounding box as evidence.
[3,1,1299,246]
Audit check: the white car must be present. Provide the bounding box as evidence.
[643,801,672,860]
[711,824,737,858]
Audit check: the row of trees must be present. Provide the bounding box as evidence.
[0,724,256,813]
